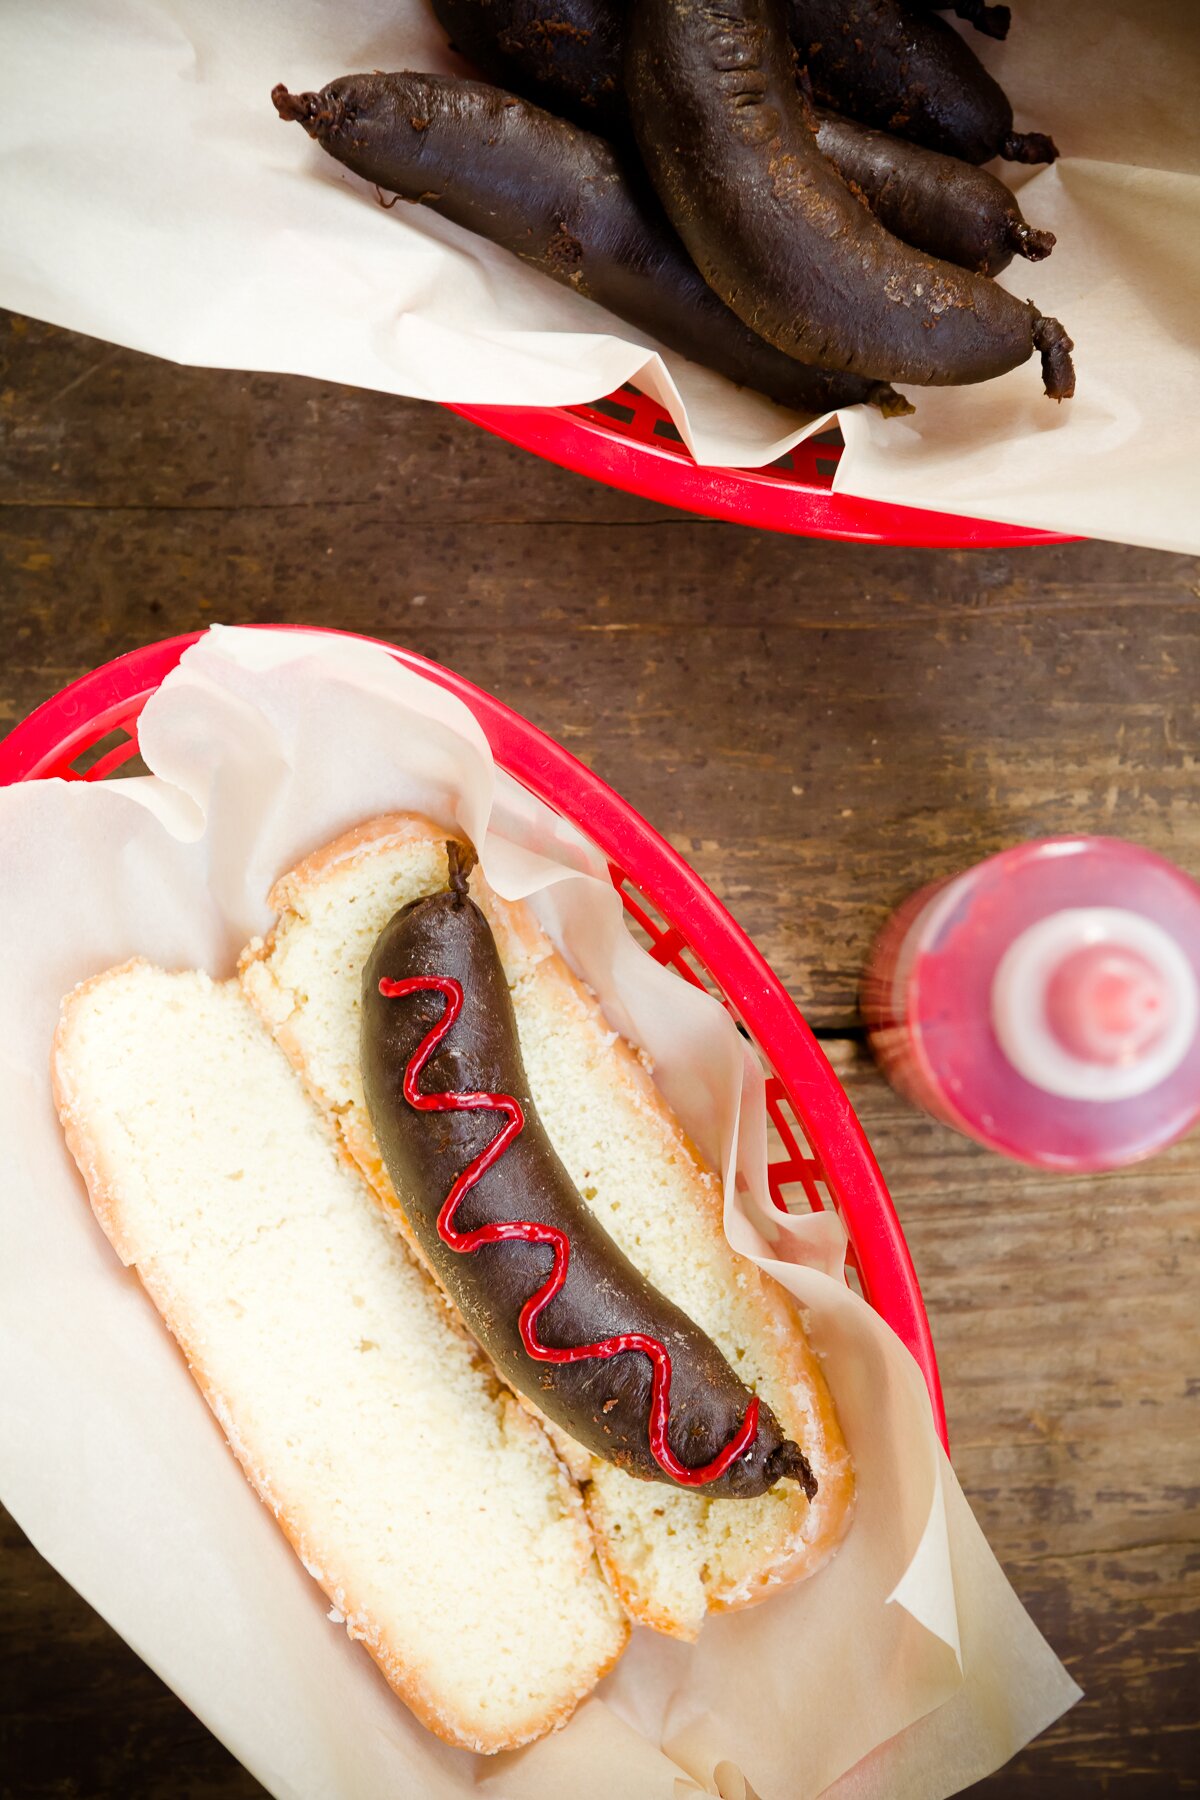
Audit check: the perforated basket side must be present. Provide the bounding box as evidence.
[450,385,1077,550]
[0,627,946,1445]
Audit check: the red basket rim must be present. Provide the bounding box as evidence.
[0,626,947,1446]
[449,400,1079,550]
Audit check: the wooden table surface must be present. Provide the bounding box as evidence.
[2,310,1197,1798]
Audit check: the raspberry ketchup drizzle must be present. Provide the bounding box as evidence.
[380,972,760,1486]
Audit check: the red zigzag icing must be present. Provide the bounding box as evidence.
[380,973,760,1486]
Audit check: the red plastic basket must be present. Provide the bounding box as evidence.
[0,627,946,1445]
[451,385,1076,549]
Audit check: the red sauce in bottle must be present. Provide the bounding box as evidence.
[380,973,759,1486]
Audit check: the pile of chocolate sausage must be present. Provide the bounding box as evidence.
[274,0,1073,420]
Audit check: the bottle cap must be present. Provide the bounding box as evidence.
[991,907,1198,1102]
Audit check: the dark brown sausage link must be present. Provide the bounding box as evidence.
[814,111,1054,275]
[426,4,1052,281]
[359,848,817,1500]
[431,0,627,137]
[912,0,1011,39]
[788,0,1055,163]
[624,0,1074,395]
[272,72,906,416]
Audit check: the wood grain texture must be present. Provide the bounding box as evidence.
[2,311,1198,1797]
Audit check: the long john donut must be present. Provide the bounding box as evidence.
[381,969,760,1486]
[360,843,816,1500]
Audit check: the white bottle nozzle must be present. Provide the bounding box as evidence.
[1045,943,1169,1064]
[991,908,1198,1102]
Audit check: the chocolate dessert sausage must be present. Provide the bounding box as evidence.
[423,5,1047,277]
[788,0,1056,163]
[813,112,1054,275]
[625,0,1074,395]
[360,844,816,1501]
[431,0,627,138]
[272,72,904,416]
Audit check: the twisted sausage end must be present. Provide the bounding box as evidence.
[272,83,346,139]
[446,840,479,908]
[1032,313,1075,402]
[1011,222,1056,264]
[1003,130,1059,166]
[766,1438,819,1500]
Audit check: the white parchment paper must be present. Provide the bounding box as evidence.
[1,0,1198,547]
[0,628,1080,1799]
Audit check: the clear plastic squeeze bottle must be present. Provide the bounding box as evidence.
[861,837,1200,1171]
